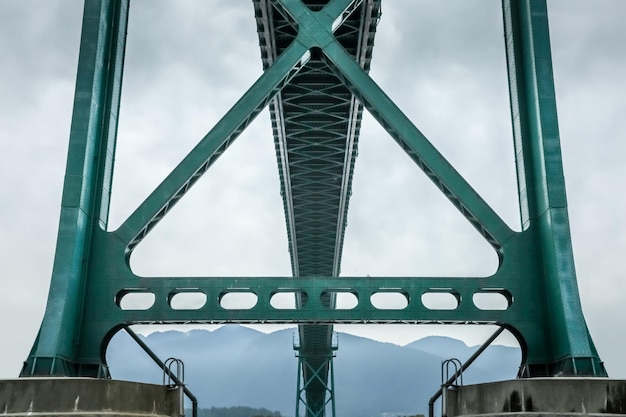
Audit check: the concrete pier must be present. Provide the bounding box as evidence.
[0,378,181,417]
[445,378,626,416]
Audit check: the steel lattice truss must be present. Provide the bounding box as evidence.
[255,3,379,414]
[21,3,606,416]
[256,0,378,278]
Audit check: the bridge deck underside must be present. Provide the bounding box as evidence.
[254,0,380,413]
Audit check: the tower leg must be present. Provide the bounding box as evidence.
[21,0,129,377]
[296,353,336,417]
[502,0,604,376]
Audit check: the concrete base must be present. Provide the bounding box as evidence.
[445,378,626,416]
[0,378,181,416]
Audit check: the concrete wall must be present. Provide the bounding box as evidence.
[446,378,626,416]
[0,378,181,416]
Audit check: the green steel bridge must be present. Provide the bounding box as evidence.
[20,1,606,417]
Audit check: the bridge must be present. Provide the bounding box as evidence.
[9,1,612,416]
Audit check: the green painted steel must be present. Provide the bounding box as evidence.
[295,347,337,417]
[21,0,129,378]
[255,1,380,415]
[21,2,606,414]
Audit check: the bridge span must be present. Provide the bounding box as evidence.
[10,1,608,417]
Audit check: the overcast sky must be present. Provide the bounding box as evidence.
[1,0,625,381]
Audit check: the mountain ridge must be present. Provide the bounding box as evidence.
[106,325,520,417]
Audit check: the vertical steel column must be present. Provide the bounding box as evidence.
[21,0,128,377]
[503,0,603,376]
[295,353,336,417]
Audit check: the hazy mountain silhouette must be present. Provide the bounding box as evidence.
[106,326,520,417]
[406,336,522,384]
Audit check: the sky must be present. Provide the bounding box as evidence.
[0,0,625,380]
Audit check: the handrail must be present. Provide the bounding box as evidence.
[428,326,506,417]
[122,326,198,417]
[440,358,463,417]
[164,358,185,417]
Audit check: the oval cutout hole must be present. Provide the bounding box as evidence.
[220,292,257,310]
[169,292,207,310]
[422,292,459,310]
[270,292,300,310]
[335,292,358,310]
[118,292,155,310]
[370,292,408,310]
[473,292,510,310]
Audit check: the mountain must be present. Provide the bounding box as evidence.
[406,336,522,384]
[106,326,520,417]
[107,326,297,411]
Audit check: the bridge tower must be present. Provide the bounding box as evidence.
[20,0,606,416]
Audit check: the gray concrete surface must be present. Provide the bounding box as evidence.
[0,378,181,416]
[445,378,626,416]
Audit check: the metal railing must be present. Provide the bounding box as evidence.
[428,326,506,417]
[123,326,198,417]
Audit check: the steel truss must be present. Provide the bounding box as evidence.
[22,2,606,415]
[294,334,338,417]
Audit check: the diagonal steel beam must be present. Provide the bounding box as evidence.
[278,0,360,47]
[320,40,515,251]
[116,40,310,250]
